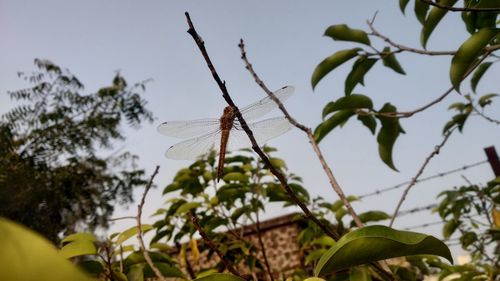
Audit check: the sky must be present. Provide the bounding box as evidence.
[1,0,499,258]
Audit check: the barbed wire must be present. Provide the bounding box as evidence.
[358,160,488,199]
[403,220,444,230]
[398,203,437,217]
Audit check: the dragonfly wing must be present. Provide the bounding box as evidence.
[226,117,293,151]
[165,131,221,160]
[239,86,294,121]
[157,119,220,139]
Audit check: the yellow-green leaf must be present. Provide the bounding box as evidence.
[312,48,361,89]
[421,0,458,48]
[450,28,500,91]
[194,273,246,281]
[324,24,371,45]
[0,218,93,281]
[175,202,201,215]
[314,225,453,276]
[60,239,97,259]
[350,266,372,281]
[478,93,498,107]
[115,224,153,245]
[222,172,248,182]
[61,232,96,244]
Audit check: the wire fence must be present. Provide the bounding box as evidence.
[357,160,488,199]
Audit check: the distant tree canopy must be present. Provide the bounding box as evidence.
[0,59,153,242]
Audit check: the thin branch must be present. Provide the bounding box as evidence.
[367,20,455,56]
[189,212,244,278]
[390,129,455,227]
[136,166,166,281]
[419,0,500,12]
[252,193,274,281]
[184,12,340,241]
[472,105,500,125]
[109,216,136,222]
[238,38,364,228]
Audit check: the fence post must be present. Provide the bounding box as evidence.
[484,146,500,177]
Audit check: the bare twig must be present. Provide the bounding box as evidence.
[184,12,340,241]
[189,212,244,278]
[390,129,455,227]
[254,202,274,281]
[367,20,455,56]
[472,105,500,125]
[419,0,500,12]
[238,39,364,228]
[136,166,166,281]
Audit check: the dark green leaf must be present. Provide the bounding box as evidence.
[414,0,430,25]
[478,93,498,107]
[61,232,96,244]
[442,113,469,133]
[470,62,493,93]
[312,48,361,89]
[314,110,355,143]
[324,24,371,45]
[443,219,460,239]
[345,57,378,95]
[314,225,453,276]
[351,211,391,227]
[400,0,410,14]
[376,103,405,171]
[322,94,374,119]
[421,0,458,48]
[381,47,406,75]
[450,28,500,91]
[357,115,377,135]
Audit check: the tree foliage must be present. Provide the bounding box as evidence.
[0,59,153,242]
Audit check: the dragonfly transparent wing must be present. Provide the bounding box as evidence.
[239,86,294,121]
[165,130,222,160]
[226,117,293,151]
[157,119,220,139]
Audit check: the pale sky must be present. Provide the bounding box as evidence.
[1,0,499,258]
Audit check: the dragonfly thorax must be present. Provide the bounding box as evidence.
[219,106,236,130]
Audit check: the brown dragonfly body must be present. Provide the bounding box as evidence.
[158,85,294,183]
[217,106,236,181]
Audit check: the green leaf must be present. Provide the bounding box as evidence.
[322,94,374,119]
[175,202,201,215]
[350,266,372,281]
[421,0,458,48]
[352,211,391,227]
[314,110,355,143]
[442,113,469,133]
[443,219,460,239]
[312,48,361,89]
[222,172,248,182]
[414,0,430,25]
[357,115,377,135]
[0,218,93,281]
[314,225,453,276]
[143,262,185,278]
[470,62,493,93]
[399,0,410,14]
[311,235,336,247]
[61,232,96,244]
[376,103,405,171]
[269,157,287,169]
[304,278,327,281]
[478,92,498,108]
[381,47,406,75]
[78,260,104,277]
[115,224,153,245]
[193,273,246,281]
[450,28,500,91]
[324,24,371,45]
[60,239,97,259]
[306,249,328,265]
[345,57,378,95]
[127,264,144,281]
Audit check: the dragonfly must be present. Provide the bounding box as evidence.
[158,86,294,181]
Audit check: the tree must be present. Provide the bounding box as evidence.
[0,59,153,242]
